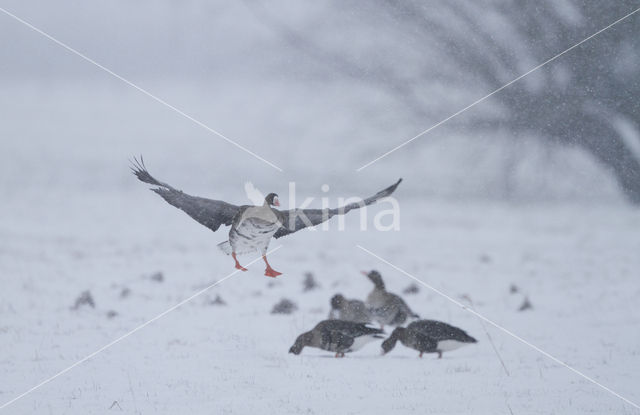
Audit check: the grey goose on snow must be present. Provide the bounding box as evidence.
[364,270,419,328]
[381,320,477,358]
[289,320,384,357]
[328,294,372,324]
[131,157,402,277]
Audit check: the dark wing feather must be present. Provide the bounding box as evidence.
[388,293,420,319]
[131,157,242,232]
[321,330,355,352]
[273,178,402,239]
[409,320,476,343]
[408,331,438,353]
[152,189,242,232]
[319,320,383,337]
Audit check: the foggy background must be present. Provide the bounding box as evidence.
[1,0,638,204]
[2,2,640,414]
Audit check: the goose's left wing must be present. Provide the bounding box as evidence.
[273,178,402,239]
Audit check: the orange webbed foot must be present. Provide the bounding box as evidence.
[264,268,282,278]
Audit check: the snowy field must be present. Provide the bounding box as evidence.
[2,0,639,412]
[0,83,639,414]
[1,184,639,413]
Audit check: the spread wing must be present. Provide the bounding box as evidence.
[273,178,402,239]
[131,157,242,232]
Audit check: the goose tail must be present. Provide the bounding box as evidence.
[217,241,232,255]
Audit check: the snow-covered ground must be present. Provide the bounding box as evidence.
[1,184,639,413]
[0,75,636,414]
[2,1,639,411]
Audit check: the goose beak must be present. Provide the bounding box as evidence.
[274,200,280,207]
[360,271,369,276]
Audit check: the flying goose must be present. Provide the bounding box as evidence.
[328,294,372,324]
[364,270,419,328]
[289,320,384,357]
[131,158,401,277]
[381,320,477,358]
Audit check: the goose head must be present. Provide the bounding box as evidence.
[330,294,346,310]
[381,327,406,354]
[362,270,385,290]
[289,331,313,355]
[264,193,280,207]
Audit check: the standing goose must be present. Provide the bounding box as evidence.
[381,320,477,358]
[131,157,401,277]
[363,270,419,328]
[289,320,384,357]
[328,294,372,324]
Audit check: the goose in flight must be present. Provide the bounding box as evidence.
[131,157,402,277]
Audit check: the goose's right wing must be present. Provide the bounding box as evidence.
[131,157,242,232]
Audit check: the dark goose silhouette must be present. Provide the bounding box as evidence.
[289,320,384,357]
[381,320,477,358]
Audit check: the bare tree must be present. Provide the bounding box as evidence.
[421,1,640,202]
[246,0,640,202]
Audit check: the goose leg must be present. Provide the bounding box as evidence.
[263,255,282,277]
[232,252,248,271]
[437,351,442,359]
[419,352,423,358]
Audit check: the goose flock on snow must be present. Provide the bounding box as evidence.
[291,270,476,358]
